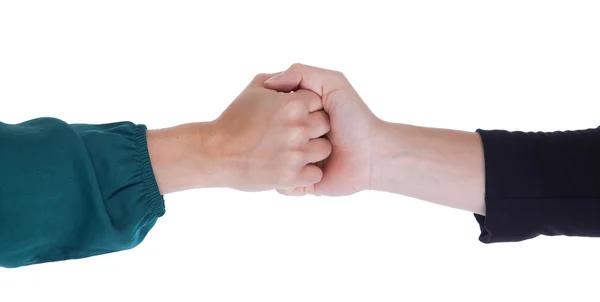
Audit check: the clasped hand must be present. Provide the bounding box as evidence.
[149,63,484,214]
[207,63,381,197]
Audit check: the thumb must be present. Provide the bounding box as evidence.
[264,63,341,97]
[263,70,302,93]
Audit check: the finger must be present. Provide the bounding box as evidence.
[308,110,330,138]
[283,160,329,196]
[263,63,347,96]
[295,164,324,187]
[306,138,332,164]
[287,89,323,112]
[276,185,315,196]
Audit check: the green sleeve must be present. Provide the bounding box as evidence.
[0,117,165,268]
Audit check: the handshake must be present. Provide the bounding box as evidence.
[148,63,485,214]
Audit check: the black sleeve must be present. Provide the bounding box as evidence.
[474,127,600,243]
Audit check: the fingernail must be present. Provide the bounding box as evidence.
[264,73,283,83]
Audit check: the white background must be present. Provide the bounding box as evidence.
[1,1,600,301]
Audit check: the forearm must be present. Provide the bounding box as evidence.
[370,121,600,243]
[370,122,486,215]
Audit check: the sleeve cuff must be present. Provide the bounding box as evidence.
[134,124,166,218]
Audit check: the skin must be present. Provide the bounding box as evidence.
[147,65,486,215]
[264,64,486,215]
[147,73,332,194]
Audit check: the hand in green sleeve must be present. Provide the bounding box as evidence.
[0,73,332,268]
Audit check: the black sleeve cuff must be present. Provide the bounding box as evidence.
[474,127,600,243]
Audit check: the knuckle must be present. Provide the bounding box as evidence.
[333,70,346,79]
[307,92,322,107]
[288,150,304,169]
[318,138,332,152]
[322,120,331,134]
[290,63,305,70]
[316,111,331,131]
[315,168,324,182]
[325,141,333,157]
[312,139,332,160]
[288,127,309,145]
[290,150,307,165]
[308,113,329,137]
[284,100,309,121]
[254,73,268,81]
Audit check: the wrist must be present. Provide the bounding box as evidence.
[147,122,231,194]
[368,121,411,192]
[190,121,243,190]
[370,121,457,193]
